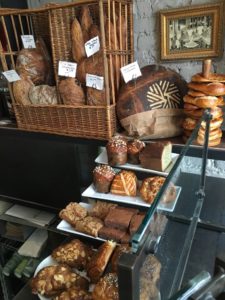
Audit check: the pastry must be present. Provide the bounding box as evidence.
[59,203,88,227]
[98,226,126,243]
[75,216,103,237]
[129,213,145,236]
[51,239,94,269]
[92,272,119,300]
[184,106,223,120]
[104,207,138,231]
[86,241,116,283]
[89,201,117,220]
[140,176,166,204]
[106,137,127,166]
[127,139,145,164]
[197,135,221,147]
[93,165,116,193]
[139,141,172,172]
[53,286,92,300]
[110,170,137,197]
[111,244,130,272]
[31,264,89,297]
[201,116,223,131]
[182,117,198,131]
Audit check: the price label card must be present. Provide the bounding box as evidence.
[86,74,104,90]
[85,36,100,57]
[2,70,21,83]
[21,35,36,49]
[120,61,142,83]
[58,61,77,78]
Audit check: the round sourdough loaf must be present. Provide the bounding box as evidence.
[116,65,187,138]
[13,77,33,105]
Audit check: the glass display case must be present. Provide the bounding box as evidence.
[0,109,225,300]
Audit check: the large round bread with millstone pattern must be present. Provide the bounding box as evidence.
[117,65,187,120]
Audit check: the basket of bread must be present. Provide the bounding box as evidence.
[0,0,133,140]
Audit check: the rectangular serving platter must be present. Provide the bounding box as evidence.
[82,184,182,210]
[95,148,178,176]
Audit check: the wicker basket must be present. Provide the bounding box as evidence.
[0,0,133,140]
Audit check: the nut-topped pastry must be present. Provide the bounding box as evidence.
[106,136,127,166]
[93,165,116,193]
[51,239,94,269]
[127,139,145,164]
[53,287,92,300]
[31,264,89,297]
[59,202,88,227]
[92,272,119,300]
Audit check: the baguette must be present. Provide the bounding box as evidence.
[71,17,86,62]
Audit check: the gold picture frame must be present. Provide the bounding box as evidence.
[160,2,224,61]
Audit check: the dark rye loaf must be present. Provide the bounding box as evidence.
[116,64,187,120]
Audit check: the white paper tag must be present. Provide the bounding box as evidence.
[85,36,100,57]
[58,61,77,78]
[120,61,142,83]
[2,70,21,83]
[21,35,36,49]
[86,74,104,90]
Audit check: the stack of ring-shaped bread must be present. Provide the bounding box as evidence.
[183,60,225,147]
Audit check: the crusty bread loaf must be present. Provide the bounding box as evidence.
[92,272,119,300]
[139,141,172,172]
[71,17,86,62]
[59,78,85,105]
[77,52,104,84]
[117,65,187,121]
[89,24,101,42]
[183,94,222,108]
[110,170,137,197]
[13,78,33,105]
[29,85,58,105]
[80,6,93,33]
[87,87,106,105]
[86,241,116,283]
[16,48,49,85]
[188,82,225,96]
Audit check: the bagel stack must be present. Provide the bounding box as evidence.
[183,59,225,146]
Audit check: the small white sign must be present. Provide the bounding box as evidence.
[120,61,142,83]
[85,36,100,57]
[58,61,77,78]
[21,35,36,49]
[2,70,21,83]
[86,74,104,90]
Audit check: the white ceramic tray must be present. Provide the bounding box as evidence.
[95,148,179,176]
[82,184,182,210]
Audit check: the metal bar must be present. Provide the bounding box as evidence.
[168,110,211,296]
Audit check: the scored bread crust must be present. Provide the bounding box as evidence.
[110,170,137,196]
[188,82,225,96]
[86,241,116,283]
[191,73,225,83]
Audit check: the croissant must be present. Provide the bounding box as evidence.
[110,170,137,197]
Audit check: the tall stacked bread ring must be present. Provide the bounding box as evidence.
[183,59,225,147]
